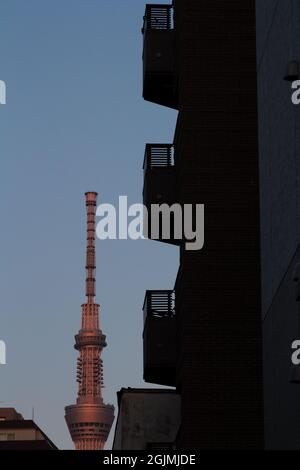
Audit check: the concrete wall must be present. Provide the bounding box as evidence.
[256,0,300,448]
[263,247,300,448]
[113,391,180,450]
[256,0,300,316]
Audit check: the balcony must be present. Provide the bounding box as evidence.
[143,290,177,387]
[143,144,175,204]
[143,144,180,246]
[142,4,177,108]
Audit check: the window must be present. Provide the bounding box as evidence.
[0,433,15,441]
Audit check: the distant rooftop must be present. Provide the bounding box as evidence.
[0,408,57,450]
[0,408,24,421]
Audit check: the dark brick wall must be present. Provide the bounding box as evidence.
[173,0,264,449]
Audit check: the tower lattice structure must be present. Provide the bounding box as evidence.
[65,192,114,450]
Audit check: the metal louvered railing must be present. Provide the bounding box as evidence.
[142,4,174,33]
[143,144,174,172]
[143,290,175,323]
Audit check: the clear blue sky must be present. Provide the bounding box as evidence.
[0,0,178,449]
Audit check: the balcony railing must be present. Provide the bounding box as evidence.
[143,290,175,324]
[143,144,174,172]
[143,290,177,386]
[142,4,177,109]
[142,4,174,33]
[143,144,178,245]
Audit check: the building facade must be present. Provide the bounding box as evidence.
[142,0,264,450]
[256,0,300,450]
[130,0,300,450]
[0,408,57,450]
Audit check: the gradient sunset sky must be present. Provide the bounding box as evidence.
[0,0,178,448]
